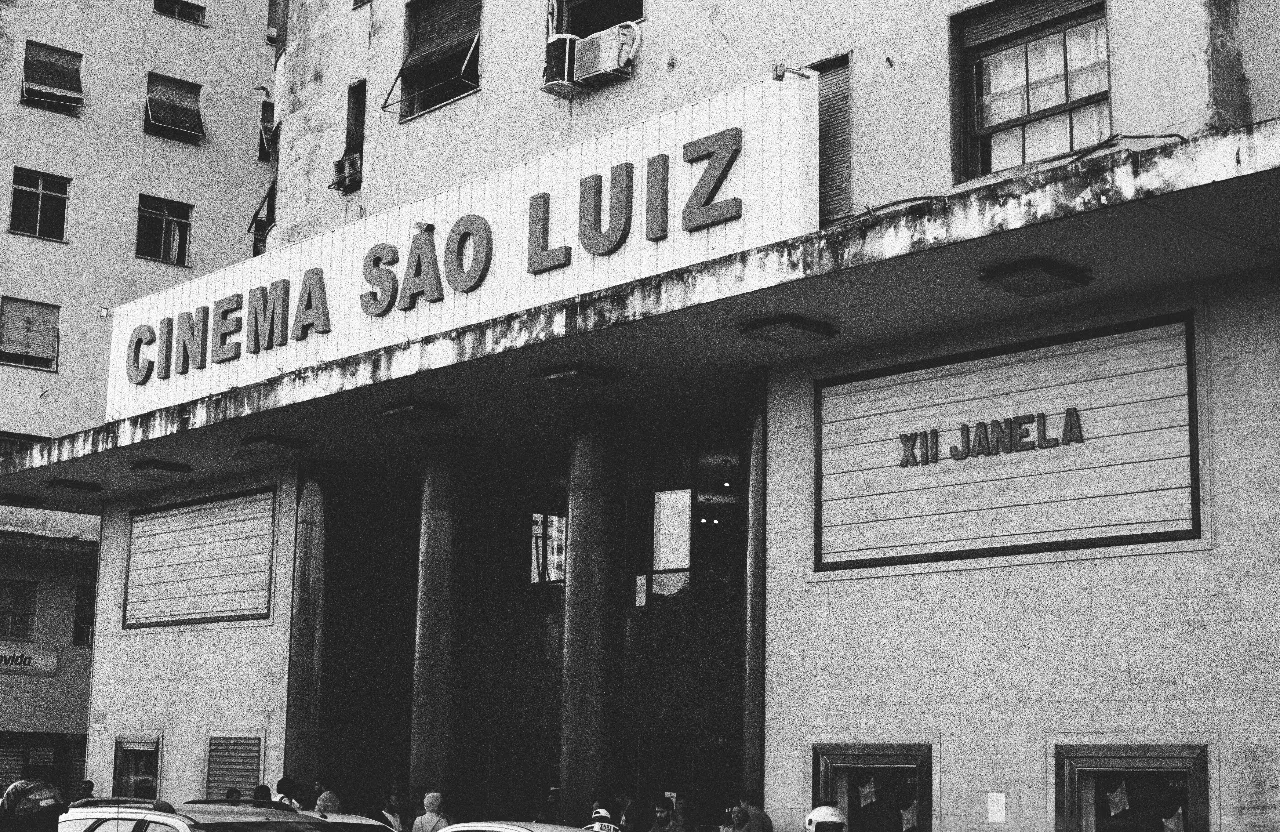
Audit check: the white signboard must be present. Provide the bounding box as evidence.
[817,318,1199,569]
[0,642,59,676]
[106,76,818,420]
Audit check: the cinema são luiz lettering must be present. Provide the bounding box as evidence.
[899,408,1086,467]
[123,127,746,386]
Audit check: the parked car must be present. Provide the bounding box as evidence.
[299,812,391,832]
[60,799,335,832]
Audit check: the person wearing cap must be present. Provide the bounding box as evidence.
[804,805,845,832]
[584,808,621,832]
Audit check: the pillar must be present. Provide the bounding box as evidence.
[742,410,766,804]
[284,478,326,782]
[410,456,458,792]
[559,430,623,824]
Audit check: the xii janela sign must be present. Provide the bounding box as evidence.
[123,128,746,386]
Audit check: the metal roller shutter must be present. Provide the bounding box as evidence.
[205,737,262,800]
[817,56,852,226]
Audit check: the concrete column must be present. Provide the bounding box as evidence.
[559,430,622,824]
[285,478,326,782]
[742,410,766,803]
[410,456,457,792]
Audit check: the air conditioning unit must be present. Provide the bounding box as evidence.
[542,34,578,99]
[330,153,362,194]
[574,22,639,88]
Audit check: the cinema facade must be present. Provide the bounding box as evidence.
[5,72,1280,831]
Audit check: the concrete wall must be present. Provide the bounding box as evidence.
[0,0,275,439]
[86,470,299,803]
[0,541,94,735]
[273,0,1262,245]
[763,270,1280,832]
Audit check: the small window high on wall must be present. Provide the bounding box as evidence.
[113,739,159,798]
[531,512,567,583]
[954,0,1109,178]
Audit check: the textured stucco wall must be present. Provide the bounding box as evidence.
[273,0,1254,245]
[763,270,1280,832]
[85,471,298,803]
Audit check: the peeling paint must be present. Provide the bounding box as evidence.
[5,121,1280,478]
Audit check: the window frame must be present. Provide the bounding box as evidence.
[21,41,85,117]
[258,100,276,163]
[1056,744,1209,832]
[813,744,933,832]
[135,194,193,267]
[144,72,207,145]
[0,296,61,372]
[10,167,70,243]
[0,579,38,642]
[72,582,95,647]
[385,0,483,122]
[530,511,567,585]
[954,1,1111,180]
[112,738,161,799]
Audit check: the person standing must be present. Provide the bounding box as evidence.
[275,777,302,809]
[412,792,448,832]
[648,797,675,832]
[314,780,341,814]
[0,767,65,832]
[739,794,772,832]
[374,790,404,832]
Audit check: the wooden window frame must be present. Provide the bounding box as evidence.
[1055,744,1209,832]
[10,167,70,243]
[953,1,1110,180]
[136,194,193,267]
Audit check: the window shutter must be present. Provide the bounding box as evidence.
[0,300,59,362]
[204,737,261,799]
[404,0,482,67]
[816,56,852,226]
[147,74,206,139]
[24,42,83,93]
[958,0,1102,48]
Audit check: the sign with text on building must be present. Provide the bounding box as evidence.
[106,76,818,420]
[0,642,60,676]
[816,318,1199,570]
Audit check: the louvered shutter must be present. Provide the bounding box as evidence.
[205,737,261,799]
[817,56,852,226]
[404,0,482,67]
[0,299,59,363]
[24,42,83,93]
[0,747,24,789]
[958,0,1102,47]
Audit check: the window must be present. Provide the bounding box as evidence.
[635,488,691,605]
[21,41,84,116]
[1057,745,1208,832]
[813,744,933,832]
[144,72,206,144]
[112,739,159,798]
[154,0,207,25]
[0,298,60,370]
[814,54,851,225]
[258,100,276,162]
[331,80,366,193]
[393,0,481,120]
[136,195,192,266]
[531,512,567,583]
[10,167,69,242]
[0,580,37,641]
[556,0,642,38]
[72,583,95,647]
[956,0,1110,177]
[204,737,261,799]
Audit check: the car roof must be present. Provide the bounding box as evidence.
[442,823,586,832]
[299,813,389,826]
[180,803,315,822]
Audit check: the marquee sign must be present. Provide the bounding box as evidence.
[816,318,1199,569]
[106,76,818,420]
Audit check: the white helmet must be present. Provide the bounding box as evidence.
[805,806,846,832]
